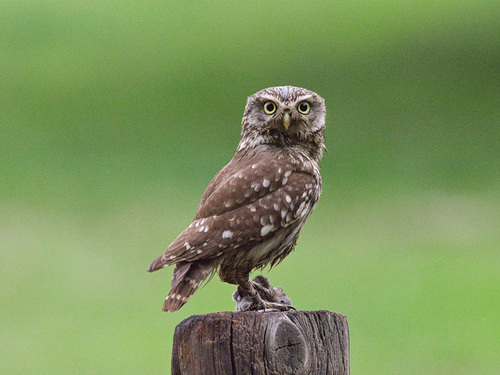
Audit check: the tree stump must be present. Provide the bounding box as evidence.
[171,310,349,375]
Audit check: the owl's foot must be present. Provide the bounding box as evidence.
[232,290,264,312]
[257,300,296,312]
[232,276,294,312]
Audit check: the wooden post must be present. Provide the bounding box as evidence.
[171,310,349,375]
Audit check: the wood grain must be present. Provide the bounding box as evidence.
[171,310,349,375]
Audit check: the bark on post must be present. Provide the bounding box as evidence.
[171,310,349,375]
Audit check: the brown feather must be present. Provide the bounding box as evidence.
[162,262,213,312]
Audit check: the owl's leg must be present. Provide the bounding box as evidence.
[233,276,295,312]
[234,277,266,311]
[219,265,263,310]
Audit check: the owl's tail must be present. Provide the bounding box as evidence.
[162,262,213,312]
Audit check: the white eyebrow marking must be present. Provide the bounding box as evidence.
[295,94,314,102]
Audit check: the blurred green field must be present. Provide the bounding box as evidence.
[1,0,499,373]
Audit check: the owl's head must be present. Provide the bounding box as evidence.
[237,86,326,160]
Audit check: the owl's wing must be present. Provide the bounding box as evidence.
[147,153,320,271]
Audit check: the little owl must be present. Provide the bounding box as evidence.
[148,86,326,312]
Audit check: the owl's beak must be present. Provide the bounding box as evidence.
[283,112,291,130]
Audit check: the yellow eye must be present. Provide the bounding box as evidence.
[263,101,277,114]
[297,101,311,114]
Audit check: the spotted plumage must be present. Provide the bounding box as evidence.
[148,86,326,312]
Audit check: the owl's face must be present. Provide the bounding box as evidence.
[238,86,326,160]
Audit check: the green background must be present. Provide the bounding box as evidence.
[1,0,499,373]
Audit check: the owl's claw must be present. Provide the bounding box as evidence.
[259,301,296,312]
[233,276,294,312]
[232,290,264,312]
[234,296,295,312]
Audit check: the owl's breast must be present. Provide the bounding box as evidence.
[225,220,304,272]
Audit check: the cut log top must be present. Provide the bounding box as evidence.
[171,310,349,375]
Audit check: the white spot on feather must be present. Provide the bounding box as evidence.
[251,182,261,192]
[263,178,270,188]
[222,230,234,239]
[295,201,307,218]
[261,224,275,236]
[285,195,292,203]
[300,203,310,218]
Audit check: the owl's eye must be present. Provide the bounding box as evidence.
[263,101,277,115]
[297,101,311,114]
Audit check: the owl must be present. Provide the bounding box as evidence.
[148,86,326,312]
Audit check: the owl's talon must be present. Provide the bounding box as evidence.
[233,276,294,312]
[261,301,295,311]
